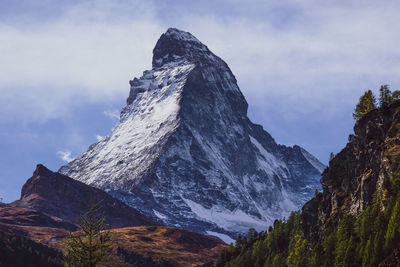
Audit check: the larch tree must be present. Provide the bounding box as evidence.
[63,197,118,267]
[353,90,377,120]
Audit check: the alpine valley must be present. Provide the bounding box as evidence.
[59,28,324,242]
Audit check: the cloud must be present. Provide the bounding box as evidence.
[1,0,400,164]
[57,150,74,163]
[96,135,104,141]
[179,2,400,120]
[0,0,164,122]
[103,110,120,121]
[1,0,399,126]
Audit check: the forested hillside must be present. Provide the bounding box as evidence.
[217,88,400,267]
[0,231,62,267]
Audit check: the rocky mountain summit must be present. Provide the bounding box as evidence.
[60,28,324,240]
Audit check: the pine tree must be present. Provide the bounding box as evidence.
[63,197,117,267]
[271,254,286,267]
[371,232,384,267]
[362,238,372,267]
[379,85,392,107]
[287,234,309,267]
[353,90,377,120]
[384,199,400,254]
[392,90,400,100]
[334,215,355,267]
[343,236,356,267]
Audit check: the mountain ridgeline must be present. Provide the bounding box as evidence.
[59,28,324,240]
[217,98,400,266]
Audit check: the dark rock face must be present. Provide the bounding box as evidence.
[12,164,156,229]
[60,28,324,239]
[302,100,400,240]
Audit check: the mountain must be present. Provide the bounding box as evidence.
[10,164,155,229]
[59,28,324,239]
[1,165,227,266]
[217,99,400,266]
[302,99,400,241]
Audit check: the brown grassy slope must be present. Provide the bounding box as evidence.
[0,205,71,244]
[55,226,228,267]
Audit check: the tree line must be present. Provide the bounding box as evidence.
[216,173,400,267]
[353,85,400,120]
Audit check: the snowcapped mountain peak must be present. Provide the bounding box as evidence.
[60,28,324,240]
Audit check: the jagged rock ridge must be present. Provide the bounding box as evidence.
[60,28,324,240]
[302,100,400,241]
[12,164,155,229]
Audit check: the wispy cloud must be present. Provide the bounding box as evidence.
[181,2,400,120]
[103,110,120,121]
[57,150,74,163]
[1,0,399,125]
[1,0,400,164]
[0,0,163,122]
[95,135,104,141]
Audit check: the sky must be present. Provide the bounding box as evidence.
[1,0,400,202]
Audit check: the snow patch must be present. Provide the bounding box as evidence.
[181,197,270,233]
[206,231,235,244]
[300,147,326,173]
[153,209,167,220]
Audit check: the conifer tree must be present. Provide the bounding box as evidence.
[379,85,392,107]
[343,236,356,267]
[287,234,309,267]
[63,197,117,267]
[362,238,373,267]
[271,254,286,267]
[353,90,377,120]
[392,90,400,100]
[384,199,400,253]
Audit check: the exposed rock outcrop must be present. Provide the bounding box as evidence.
[12,164,156,229]
[302,100,400,240]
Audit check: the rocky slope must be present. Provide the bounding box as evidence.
[302,100,400,240]
[11,164,155,229]
[60,28,324,239]
[216,99,400,266]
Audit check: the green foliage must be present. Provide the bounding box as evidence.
[353,85,400,121]
[217,173,400,267]
[271,254,285,267]
[379,84,393,107]
[353,90,377,120]
[216,212,301,267]
[384,198,400,253]
[392,90,400,100]
[63,197,119,267]
[287,234,309,267]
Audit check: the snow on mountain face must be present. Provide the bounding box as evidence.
[59,28,324,239]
